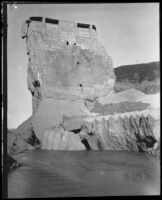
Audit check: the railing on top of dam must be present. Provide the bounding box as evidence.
[27,16,97,31]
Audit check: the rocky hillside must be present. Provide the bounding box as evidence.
[8,117,40,155]
[7,155,21,171]
[114,61,160,94]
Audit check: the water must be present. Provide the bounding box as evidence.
[8,150,160,197]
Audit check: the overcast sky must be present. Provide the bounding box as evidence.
[7,3,159,128]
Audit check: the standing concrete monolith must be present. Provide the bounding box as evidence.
[22,17,115,141]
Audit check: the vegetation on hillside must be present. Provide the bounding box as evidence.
[114,62,160,94]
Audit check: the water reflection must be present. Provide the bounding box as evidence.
[8,150,160,197]
[123,168,153,182]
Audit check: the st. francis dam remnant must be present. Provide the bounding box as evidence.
[20,17,159,156]
[21,16,115,141]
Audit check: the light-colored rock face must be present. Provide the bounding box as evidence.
[32,98,87,140]
[22,17,115,140]
[41,127,85,150]
[40,114,158,154]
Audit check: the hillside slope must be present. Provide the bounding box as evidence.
[114,61,160,94]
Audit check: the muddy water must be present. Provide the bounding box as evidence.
[8,150,160,197]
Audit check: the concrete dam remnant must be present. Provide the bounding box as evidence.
[22,16,115,141]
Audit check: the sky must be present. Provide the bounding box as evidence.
[7,3,159,128]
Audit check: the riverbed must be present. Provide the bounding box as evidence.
[8,150,160,197]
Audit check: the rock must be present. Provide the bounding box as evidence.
[32,99,87,141]
[14,116,33,140]
[65,132,86,150]
[7,131,17,154]
[153,119,160,141]
[41,126,86,150]
[79,115,157,152]
[8,135,28,155]
[8,112,158,154]
[8,132,28,155]
[7,155,21,171]
[7,117,40,155]
[62,115,84,131]
[151,140,160,158]
[22,16,115,142]
[14,136,29,152]
[11,116,40,147]
[87,135,103,150]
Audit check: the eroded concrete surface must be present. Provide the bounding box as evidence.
[22,17,115,140]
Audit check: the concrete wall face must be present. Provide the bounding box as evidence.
[22,17,115,140]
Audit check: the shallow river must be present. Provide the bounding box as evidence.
[8,150,160,197]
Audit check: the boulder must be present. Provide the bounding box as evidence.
[41,126,86,150]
